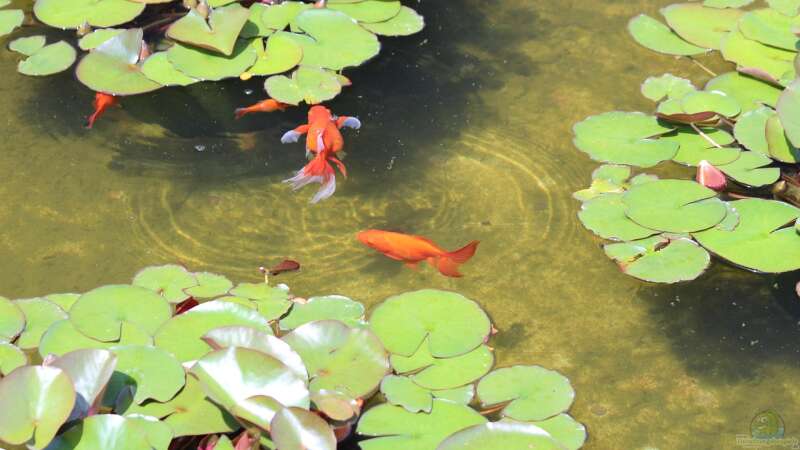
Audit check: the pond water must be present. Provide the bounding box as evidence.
[2,0,800,448]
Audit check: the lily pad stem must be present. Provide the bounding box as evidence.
[689,123,722,148]
[478,403,508,416]
[685,56,716,77]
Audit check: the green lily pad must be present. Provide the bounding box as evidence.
[133,265,198,304]
[623,179,727,232]
[717,151,779,187]
[191,346,310,429]
[141,52,199,87]
[704,0,754,7]
[694,198,800,272]
[282,320,389,399]
[229,282,292,320]
[370,289,491,358]
[572,164,631,202]
[329,0,401,23]
[217,295,257,309]
[433,384,475,405]
[69,284,171,342]
[270,407,336,450]
[241,1,310,38]
[167,38,257,81]
[357,399,487,450]
[78,28,124,50]
[154,300,272,363]
[766,113,800,162]
[18,41,76,76]
[678,90,741,118]
[391,343,494,390]
[739,8,800,51]
[39,320,152,358]
[288,8,380,70]
[34,0,145,29]
[76,29,162,95]
[0,10,23,37]
[9,35,46,56]
[279,295,365,331]
[44,293,80,311]
[437,422,562,450]
[309,389,361,421]
[380,375,433,413]
[46,414,160,450]
[360,6,425,36]
[184,272,233,299]
[627,14,707,56]
[265,66,342,105]
[0,366,75,449]
[125,415,173,450]
[734,106,774,155]
[641,73,696,102]
[578,193,660,241]
[573,111,677,167]
[203,326,307,379]
[241,3,277,38]
[167,4,250,56]
[526,415,588,450]
[721,30,795,86]
[247,32,303,76]
[14,297,67,349]
[604,236,711,283]
[662,3,742,50]
[49,349,116,419]
[705,72,781,113]
[769,0,800,15]
[477,366,575,422]
[104,345,185,405]
[777,78,800,149]
[665,127,740,166]
[0,343,26,376]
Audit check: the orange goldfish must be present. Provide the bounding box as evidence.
[234,98,289,119]
[357,230,479,277]
[86,92,119,129]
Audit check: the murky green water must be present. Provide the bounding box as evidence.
[2,1,800,448]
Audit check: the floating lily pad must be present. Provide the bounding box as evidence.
[370,289,491,358]
[39,320,152,358]
[623,179,727,233]
[527,415,588,450]
[734,106,773,154]
[184,272,233,299]
[49,349,116,419]
[766,113,800,162]
[154,300,272,362]
[18,41,76,76]
[641,73,696,102]
[310,389,361,421]
[14,298,67,349]
[46,414,158,450]
[694,198,800,272]
[133,264,198,304]
[329,0,401,23]
[717,151,779,187]
[433,384,475,405]
[270,407,336,450]
[627,14,707,56]
[247,32,303,76]
[573,112,677,167]
[44,293,80,311]
[167,4,250,56]
[664,127,740,166]
[78,28,124,50]
[203,326,307,379]
[357,399,487,450]
[360,6,425,36]
[69,284,171,342]
[167,39,257,81]
[0,365,75,449]
[141,52,199,87]
[777,78,800,149]
[768,0,800,16]
[477,366,575,422]
[572,164,631,202]
[0,343,26,375]
[241,3,277,38]
[604,237,711,283]
[721,30,795,86]
[282,320,389,399]
[578,193,660,241]
[679,90,741,118]
[104,345,185,405]
[9,36,46,56]
[662,3,742,50]
[229,282,292,320]
[739,8,800,51]
[0,9,23,37]
[125,415,173,450]
[279,295,365,331]
[391,343,493,390]
[76,30,162,95]
[380,375,433,413]
[705,72,781,113]
[437,422,562,450]
[265,66,342,105]
[704,0,754,7]
[34,0,145,29]
[288,9,380,70]
[242,1,310,37]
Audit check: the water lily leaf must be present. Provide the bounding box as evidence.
[217,295,257,309]
[39,320,152,358]
[679,90,741,118]
[18,41,76,76]
[247,32,303,76]
[573,111,677,167]
[0,0,10,6]
[154,300,272,363]
[133,264,198,304]
[370,289,491,358]
[477,366,575,422]
[264,66,342,105]
[282,320,389,399]
[604,236,711,283]
[578,193,660,241]
[184,272,233,299]
[766,113,800,162]
[329,0,401,23]
[125,415,173,450]
[525,415,587,450]
[623,179,727,233]
[641,73,696,102]
[357,399,486,450]
[46,414,159,450]
[768,0,800,16]
[270,407,336,450]
[279,295,365,331]
[288,9,380,70]
[380,375,433,413]
[572,164,631,202]
[69,284,171,342]
[0,10,23,37]
[433,384,475,405]
[694,198,800,272]
[49,349,116,419]
[167,39,257,81]
[739,8,800,51]
[0,366,75,449]
[437,422,562,450]
[104,345,185,405]
[34,0,144,29]
[229,282,292,321]
[310,389,361,421]
[390,343,494,390]
[627,14,707,56]
[9,36,46,56]
[777,78,800,149]
[76,31,162,95]
[240,4,275,38]
[13,297,66,349]
[360,6,424,36]
[242,1,310,37]
[167,4,250,56]
[78,28,124,50]
[141,52,199,87]
[734,106,774,155]
[44,293,80,312]
[203,326,307,379]
[662,3,742,49]
[721,30,795,86]
[717,151,779,186]
[0,343,26,376]
[704,0,754,7]
[664,127,739,166]
[191,346,310,428]
[705,72,781,113]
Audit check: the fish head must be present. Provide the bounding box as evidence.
[356,230,382,248]
[308,105,332,123]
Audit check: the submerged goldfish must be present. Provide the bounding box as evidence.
[357,230,479,278]
[86,92,119,129]
[282,105,360,203]
[234,98,289,119]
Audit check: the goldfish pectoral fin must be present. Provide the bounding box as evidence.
[341,117,361,130]
[404,261,420,270]
[281,130,302,144]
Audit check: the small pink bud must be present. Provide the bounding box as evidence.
[697,160,726,191]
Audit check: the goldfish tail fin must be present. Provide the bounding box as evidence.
[234,108,248,120]
[435,257,463,278]
[310,175,336,204]
[86,112,100,129]
[447,241,480,264]
[283,152,337,203]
